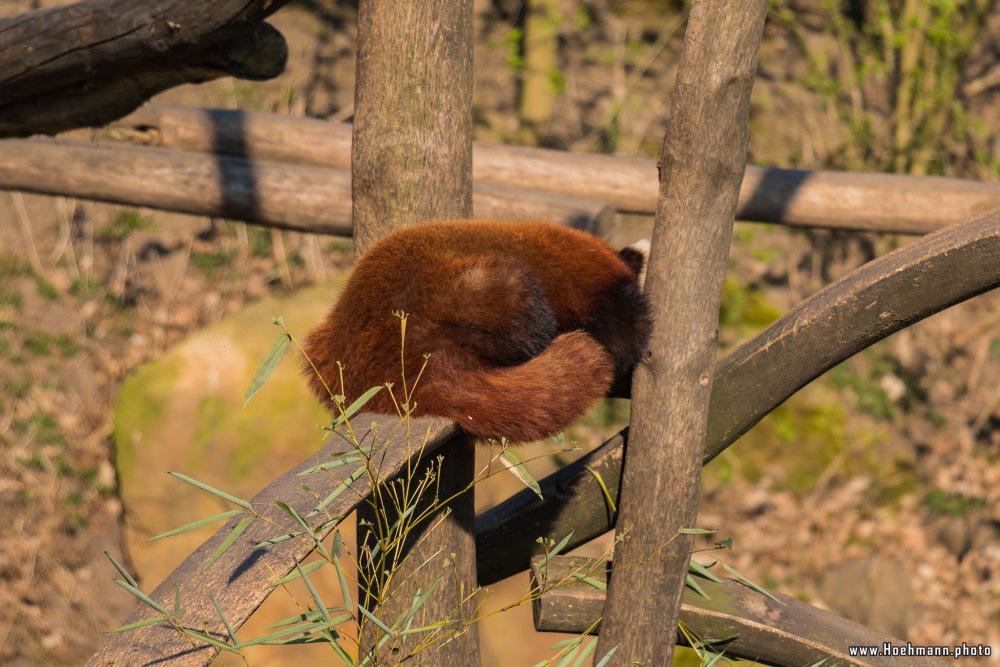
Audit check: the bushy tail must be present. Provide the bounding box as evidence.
[417,332,614,443]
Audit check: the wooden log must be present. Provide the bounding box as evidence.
[475,206,1000,586]
[0,138,611,232]
[595,3,768,662]
[113,103,1000,234]
[87,416,458,667]
[530,556,952,667]
[0,3,288,138]
[350,0,480,664]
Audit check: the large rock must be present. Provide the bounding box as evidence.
[114,280,350,664]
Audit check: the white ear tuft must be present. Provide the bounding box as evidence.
[627,239,650,290]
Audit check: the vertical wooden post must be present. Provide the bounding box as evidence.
[594,2,768,664]
[351,1,478,665]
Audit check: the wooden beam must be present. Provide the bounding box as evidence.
[87,416,457,666]
[0,3,288,138]
[531,556,952,667]
[0,138,611,233]
[595,3,768,662]
[112,103,1000,234]
[476,207,1000,586]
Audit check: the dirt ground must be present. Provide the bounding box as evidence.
[1,1,999,665]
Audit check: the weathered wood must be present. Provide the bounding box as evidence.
[596,3,767,663]
[88,416,457,667]
[350,1,479,664]
[0,138,610,232]
[531,556,952,667]
[113,103,1000,234]
[0,2,288,138]
[475,206,1000,586]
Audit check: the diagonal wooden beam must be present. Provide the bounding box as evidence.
[475,207,1000,585]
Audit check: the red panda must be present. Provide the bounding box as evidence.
[303,220,650,442]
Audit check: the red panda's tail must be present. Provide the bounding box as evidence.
[417,332,614,443]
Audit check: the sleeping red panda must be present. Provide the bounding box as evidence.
[303,220,651,443]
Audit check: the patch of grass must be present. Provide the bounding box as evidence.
[247,228,273,257]
[190,249,236,278]
[17,453,46,471]
[923,488,984,517]
[36,280,59,302]
[53,334,82,357]
[0,285,22,309]
[70,275,106,301]
[17,410,65,446]
[719,275,783,335]
[23,331,51,356]
[5,378,31,398]
[98,209,154,241]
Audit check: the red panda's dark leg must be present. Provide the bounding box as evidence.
[584,276,652,377]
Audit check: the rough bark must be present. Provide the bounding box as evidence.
[595,3,768,664]
[0,1,288,138]
[350,1,479,664]
[112,103,1000,234]
[0,138,609,233]
[531,556,952,666]
[475,207,1000,586]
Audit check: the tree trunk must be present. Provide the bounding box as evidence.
[594,2,768,664]
[350,1,479,665]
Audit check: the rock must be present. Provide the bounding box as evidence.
[820,556,913,640]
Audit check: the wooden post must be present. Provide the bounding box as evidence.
[350,1,479,665]
[594,2,768,664]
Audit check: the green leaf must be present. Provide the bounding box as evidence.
[243,332,291,408]
[298,563,331,624]
[168,472,253,511]
[542,530,573,563]
[104,551,138,588]
[312,464,367,513]
[114,578,170,616]
[276,501,330,560]
[594,644,619,667]
[572,639,597,667]
[688,559,723,583]
[500,447,542,499]
[327,386,383,432]
[106,616,166,633]
[332,532,353,613]
[148,509,245,541]
[678,527,715,535]
[173,576,182,616]
[357,604,393,637]
[571,572,606,590]
[203,516,255,571]
[211,593,239,644]
[685,573,709,599]
[272,560,326,587]
[722,562,785,604]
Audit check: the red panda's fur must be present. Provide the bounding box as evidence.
[303,220,650,442]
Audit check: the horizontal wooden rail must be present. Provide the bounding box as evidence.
[110,103,1000,234]
[475,207,1000,584]
[531,556,951,667]
[0,138,612,233]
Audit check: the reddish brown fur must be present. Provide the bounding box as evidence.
[303,220,650,442]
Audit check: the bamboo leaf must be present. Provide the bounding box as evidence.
[685,573,709,599]
[327,385,383,432]
[211,593,239,644]
[594,645,619,667]
[332,531,353,612]
[114,579,169,616]
[203,516,255,571]
[584,466,616,514]
[106,616,166,633]
[168,472,253,511]
[298,563,331,624]
[104,551,138,588]
[272,560,327,587]
[722,562,785,605]
[357,604,393,636]
[148,509,245,541]
[500,447,542,499]
[688,559,723,583]
[244,331,291,408]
